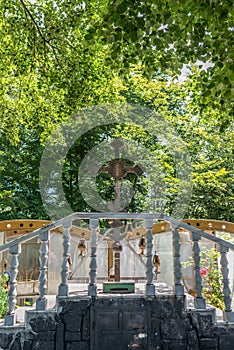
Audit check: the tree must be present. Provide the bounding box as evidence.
[0,1,233,221]
[94,0,234,120]
[0,0,125,219]
[1,1,233,122]
[114,69,234,221]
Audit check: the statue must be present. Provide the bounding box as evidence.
[78,239,86,257]
[152,251,161,280]
[138,236,146,255]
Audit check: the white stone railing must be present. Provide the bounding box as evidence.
[1,212,234,325]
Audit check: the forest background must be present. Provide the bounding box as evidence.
[0,0,233,222]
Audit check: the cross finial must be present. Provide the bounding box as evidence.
[99,138,144,180]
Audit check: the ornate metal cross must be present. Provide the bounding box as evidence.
[98,138,144,212]
[98,138,144,282]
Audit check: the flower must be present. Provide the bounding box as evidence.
[182,248,225,310]
[200,267,209,276]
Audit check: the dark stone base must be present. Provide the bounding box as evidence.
[0,296,234,349]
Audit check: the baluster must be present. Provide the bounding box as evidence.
[220,244,234,321]
[36,230,50,311]
[88,219,99,296]
[4,244,21,326]
[58,220,72,297]
[173,227,184,296]
[144,219,155,296]
[192,233,206,309]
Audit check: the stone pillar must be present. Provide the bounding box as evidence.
[4,244,21,326]
[88,219,99,296]
[36,230,50,311]
[58,220,72,297]
[192,233,206,309]
[144,219,155,296]
[173,227,184,296]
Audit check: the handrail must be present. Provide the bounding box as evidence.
[1,212,234,325]
[163,215,234,251]
[1,212,234,253]
[0,215,73,253]
[0,223,55,253]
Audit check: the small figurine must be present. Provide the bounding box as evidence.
[138,236,146,255]
[78,239,86,257]
[152,251,161,279]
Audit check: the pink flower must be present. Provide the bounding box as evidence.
[200,267,209,276]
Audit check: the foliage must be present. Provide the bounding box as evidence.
[1,68,233,220]
[116,70,234,221]
[93,0,234,116]
[1,1,233,120]
[182,248,225,310]
[0,0,125,219]
[219,232,234,244]
[0,1,233,221]
[0,276,8,319]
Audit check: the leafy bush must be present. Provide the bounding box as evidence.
[0,276,8,318]
[182,248,224,310]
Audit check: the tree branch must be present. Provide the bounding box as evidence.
[19,0,47,44]
[19,0,67,74]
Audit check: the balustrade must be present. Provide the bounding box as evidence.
[173,227,184,296]
[4,244,21,326]
[220,244,234,321]
[1,213,234,326]
[58,220,72,297]
[36,230,50,311]
[192,233,206,309]
[88,219,99,296]
[144,219,155,296]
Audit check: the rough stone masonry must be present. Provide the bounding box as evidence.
[1,295,234,349]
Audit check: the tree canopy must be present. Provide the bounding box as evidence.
[96,0,234,112]
[0,1,233,222]
[1,1,233,118]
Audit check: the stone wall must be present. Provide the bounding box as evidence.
[1,296,234,349]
